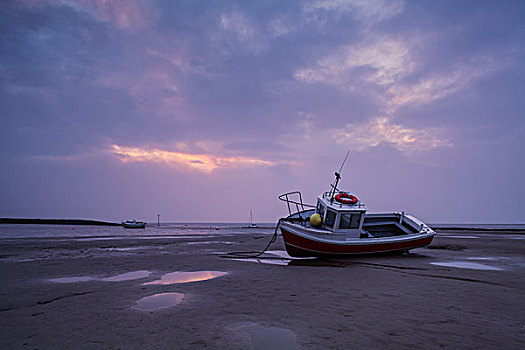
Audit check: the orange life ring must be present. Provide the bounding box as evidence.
[335,192,358,205]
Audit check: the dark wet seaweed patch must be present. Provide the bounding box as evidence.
[36,291,94,305]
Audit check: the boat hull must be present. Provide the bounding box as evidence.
[280,223,434,257]
[122,223,146,229]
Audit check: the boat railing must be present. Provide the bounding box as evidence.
[278,191,316,217]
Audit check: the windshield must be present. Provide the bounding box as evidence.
[325,210,337,228]
[339,213,361,229]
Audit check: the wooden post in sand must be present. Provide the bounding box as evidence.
[157,214,160,227]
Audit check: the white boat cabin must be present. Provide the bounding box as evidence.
[315,192,367,239]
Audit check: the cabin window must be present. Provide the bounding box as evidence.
[317,202,325,218]
[325,209,337,228]
[339,213,361,229]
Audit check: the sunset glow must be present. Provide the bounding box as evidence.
[111,145,275,173]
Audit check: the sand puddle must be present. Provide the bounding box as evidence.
[142,271,227,285]
[101,270,152,282]
[49,270,153,283]
[233,258,292,266]
[49,276,95,283]
[248,327,300,350]
[231,250,316,266]
[431,261,502,271]
[133,292,184,311]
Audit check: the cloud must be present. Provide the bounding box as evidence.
[6,84,56,100]
[267,15,296,38]
[386,59,502,110]
[148,49,190,72]
[20,0,151,31]
[216,10,265,54]
[294,36,415,88]
[95,60,187,118]
[33,153,93,162]
[110,145,277,173]
[304,0,404,24]
[219,11,254,41]
[332,117,451,154]
[223,141,290,156]
[294,36,508,116]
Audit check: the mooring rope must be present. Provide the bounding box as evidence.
[220,218,285,259]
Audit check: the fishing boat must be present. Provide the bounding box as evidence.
[122,219,147,229]
[278,171,435,257]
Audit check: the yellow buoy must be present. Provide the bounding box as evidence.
[310,213,322,226]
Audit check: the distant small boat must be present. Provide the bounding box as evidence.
[122,219,146,229]
[243,210,259,228]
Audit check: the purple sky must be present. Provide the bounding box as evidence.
[1,0,524,223]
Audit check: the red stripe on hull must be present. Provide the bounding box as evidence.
[281,227,434,257]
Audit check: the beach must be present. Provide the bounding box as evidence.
[1,225,524,349]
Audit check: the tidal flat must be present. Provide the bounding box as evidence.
[0,226,524,349]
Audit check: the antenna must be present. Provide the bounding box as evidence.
[329,150,351,201]
[338,150,350,174]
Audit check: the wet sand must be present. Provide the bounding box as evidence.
[1,229,524,349]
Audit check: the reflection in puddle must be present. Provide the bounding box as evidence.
[264,250,316,260]
[49,276,95,283]
[248,327,300,350]
[102,270,152,282]
[440,235,480,239]
[49,270,153,283]
[233,257,351,267]
[142,271,227,285]
[233,258,291,266]
[133,293,184,311]
[265,250,294,259]
[230,250,316,266]
[431,261,502,271]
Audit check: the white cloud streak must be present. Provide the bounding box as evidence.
[294,36,415,88]
[295,34,507,115]
[387,60,502,109]
[332,117,452,154]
